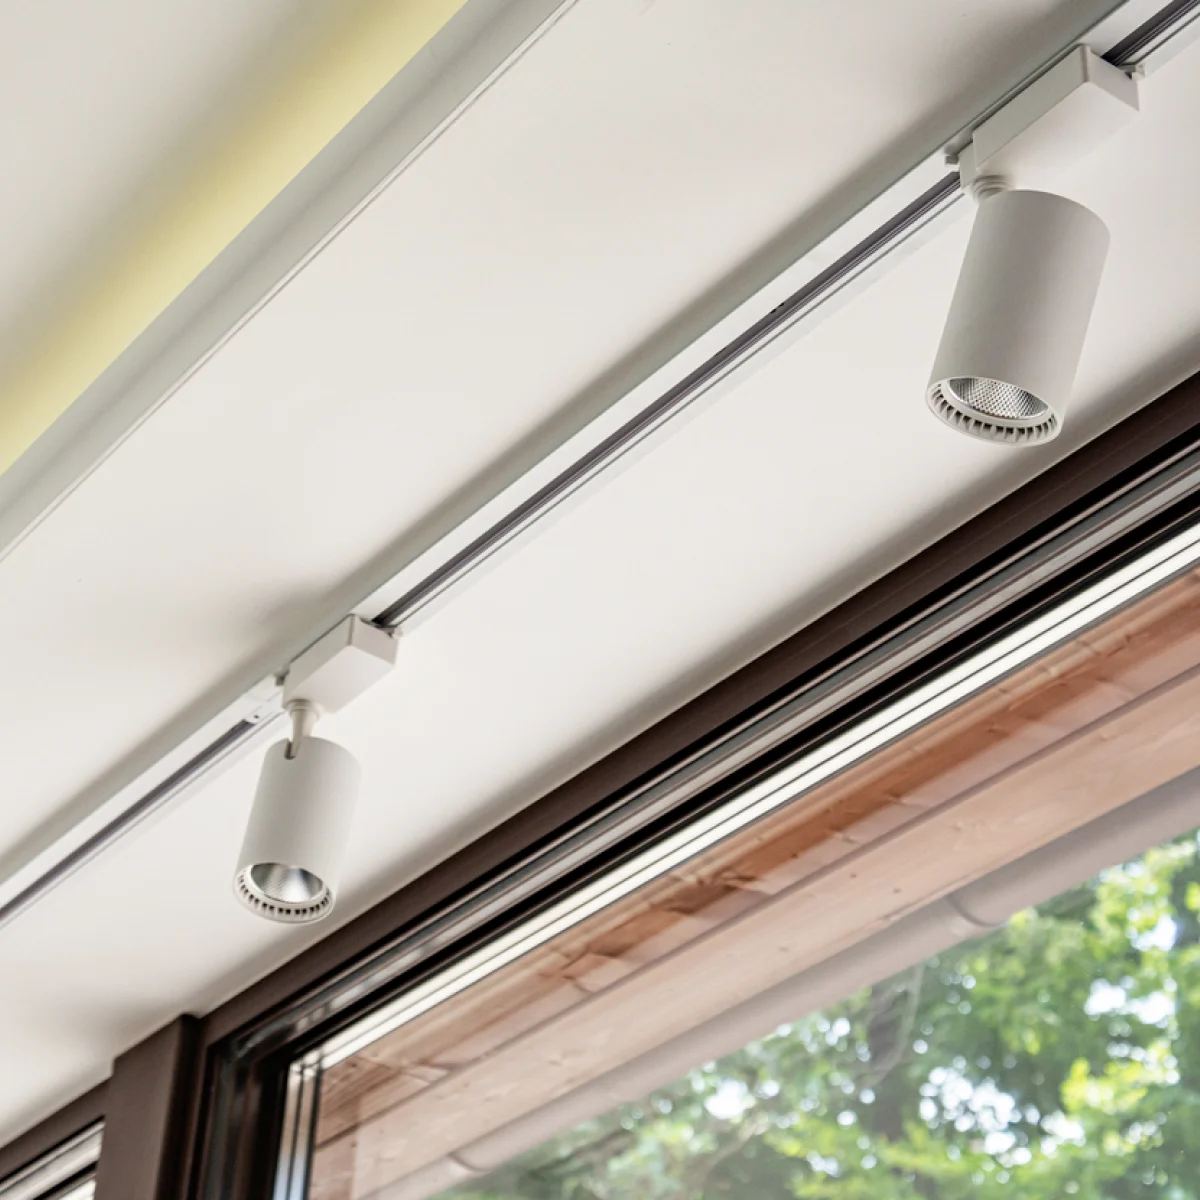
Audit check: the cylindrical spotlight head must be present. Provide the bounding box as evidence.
[928,189,1109,445]
[234,736,360,924]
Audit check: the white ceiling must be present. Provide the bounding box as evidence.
[1,0,1198,1148]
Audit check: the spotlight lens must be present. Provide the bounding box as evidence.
[249,862,324,904]
[948,376,1048,423]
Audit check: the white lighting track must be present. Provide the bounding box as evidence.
[0,0,1198,934]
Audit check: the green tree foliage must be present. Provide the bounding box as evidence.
[446,832,1200,1198]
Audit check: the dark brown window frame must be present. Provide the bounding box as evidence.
[8,367,1200,1200]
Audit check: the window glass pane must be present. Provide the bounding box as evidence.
[0,1125,101,1200]
[304,569,1200,1200]
[448,830,1200,1196]
[46,1182,94,1200]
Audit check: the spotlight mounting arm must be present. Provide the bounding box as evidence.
[285,697,320,759]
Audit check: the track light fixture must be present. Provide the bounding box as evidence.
[928,183,1109,444]
[928,46,1139,445]
[234,617,397,924]
[234,699,361,922]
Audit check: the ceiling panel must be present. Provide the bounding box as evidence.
[3,0,1196,1147]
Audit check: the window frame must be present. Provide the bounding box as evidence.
[6,370,1200,1200]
